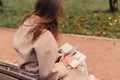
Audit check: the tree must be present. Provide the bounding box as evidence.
[0,0,2,6]
[109,0,118,12]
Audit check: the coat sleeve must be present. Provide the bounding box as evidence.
[33,31,68,80]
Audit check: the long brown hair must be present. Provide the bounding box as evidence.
[22,0,63,43]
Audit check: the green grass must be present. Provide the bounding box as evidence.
[60,0,120,39]
[0,0,120,39]
[0,0,35,28]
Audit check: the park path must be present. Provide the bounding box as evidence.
[0,27,120,80]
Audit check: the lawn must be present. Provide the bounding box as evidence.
[0,0,120,39]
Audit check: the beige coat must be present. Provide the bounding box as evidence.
[13,16,87,80]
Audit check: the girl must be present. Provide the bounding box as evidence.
[13,0,86,80]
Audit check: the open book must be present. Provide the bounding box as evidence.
[57,43,86,69]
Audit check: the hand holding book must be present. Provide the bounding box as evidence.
[60,53,73,67]
[58,43,86,69]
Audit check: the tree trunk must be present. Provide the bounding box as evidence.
[0,0,2,6]
[109,0,118,12]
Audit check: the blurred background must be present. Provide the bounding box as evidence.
[0,0,120,39]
